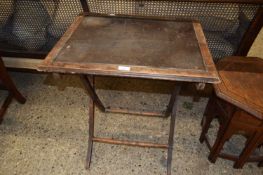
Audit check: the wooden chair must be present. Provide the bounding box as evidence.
[0,56,26,124]
[199,56,263,168]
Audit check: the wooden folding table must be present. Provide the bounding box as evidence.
[38,14,219,175]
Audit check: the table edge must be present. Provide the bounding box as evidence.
[38,15,220,83]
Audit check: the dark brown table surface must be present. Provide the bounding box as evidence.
[39,15,219,83]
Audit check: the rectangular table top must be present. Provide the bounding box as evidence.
[39,15,219,83]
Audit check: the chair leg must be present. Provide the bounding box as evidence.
[199,114,214,143]
[203,96,216,117]
[200,97,216,143]
[208,124,234,163]
[234,134,261,169]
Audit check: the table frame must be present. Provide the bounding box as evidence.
[81,74,181,175]
[38,14,220,175]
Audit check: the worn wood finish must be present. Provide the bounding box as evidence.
[105,107,165,117]
[214,56,263,119]
[0,56,26,124]
[204,133,263,162]
[167,85,181,175]
[39,15,219,83]
[165,83,180,117]
[55,18,204,70]
[200,56,263,168]
[80,75,105,112]
[199,96,263,168]
[201,94,263,168]
[92,137,169,148]
[81,74,182,174]
[39,15,219,174]
[2,57,42,69]
[85,75,95,169]
[234,130,263,168]
[41,15,84,67]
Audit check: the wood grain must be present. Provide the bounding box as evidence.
[214,56,263,119]
[39,15,219,83]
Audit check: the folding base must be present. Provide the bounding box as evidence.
[81,75,181,175]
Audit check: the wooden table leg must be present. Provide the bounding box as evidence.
[85,75,96,169]
[165,83,179,117]
[80,75,105,112]
[86,91,95,169]
[81,76,183,174]
[167,85,181,175]
[0,93,13,124]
